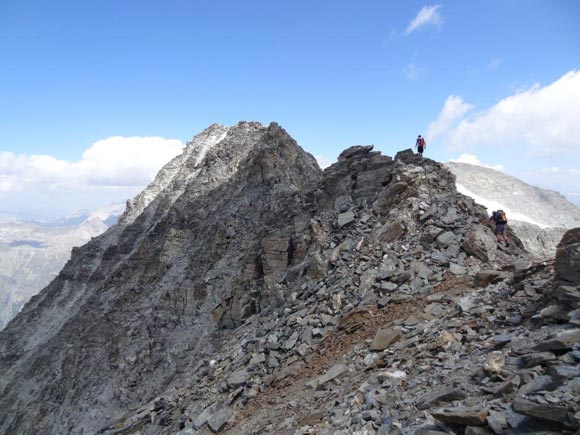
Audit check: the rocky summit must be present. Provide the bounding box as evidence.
[0,122,579,435]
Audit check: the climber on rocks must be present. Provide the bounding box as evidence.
[415,135,426,156]
[491,210,510,247]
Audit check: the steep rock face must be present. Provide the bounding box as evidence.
[545,227,580,317]
[4,126,575,435]
[0,122,322,435]
[554,228,580,287]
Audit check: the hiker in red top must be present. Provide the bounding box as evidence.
[415,135,426,156]
[491,210,510,247]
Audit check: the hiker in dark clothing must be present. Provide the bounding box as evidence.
[415,135,426,156]
[491,210,510,247]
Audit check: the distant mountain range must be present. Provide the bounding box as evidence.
[0,203,124,330]
[446,162,580,258]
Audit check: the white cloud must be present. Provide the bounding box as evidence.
[405,62,427,80]
[0,137,183,216]
[427,95,473,140]
[428,70,580,156]
[405,5,443,35]
[450,153,504,171]
[0,137,183,192]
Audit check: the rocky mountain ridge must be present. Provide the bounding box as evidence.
[121,123,258,225]
[446,162,580,259]
[0,123,578,435]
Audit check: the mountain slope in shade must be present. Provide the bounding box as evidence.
[0,122,326,435]
[446,162,580,258]
[0,203,124,330]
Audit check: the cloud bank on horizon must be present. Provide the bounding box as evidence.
[0,137,183,218]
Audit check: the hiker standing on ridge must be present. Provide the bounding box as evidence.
[491,210,510,247]
[415,135,426,156]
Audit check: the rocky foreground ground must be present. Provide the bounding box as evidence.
[1,123,578,435]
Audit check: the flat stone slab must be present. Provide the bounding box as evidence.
[548,364,580,380]
[249,353,266,366]
[226,369,248,388]
[474,270,509,287]
[207,406,233,432]
[520,351,556,368]
[425,431,455,435]
[436,231,457,247]
[369,328,402,352]
[417,386,466,410]
[307,363,347,390]
[193,406,214,429]
[337,210,355,228]
[464,428,492,435]
[298,411,325,426]
[430,406,488,425]
[449,263,467,275]
[512,398,578,429]
[318,363,347,386]
[533,329,580,352]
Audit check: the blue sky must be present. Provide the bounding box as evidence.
[1,0,579,217]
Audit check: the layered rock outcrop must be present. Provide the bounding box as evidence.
[1,123,578,435]
[541,227,580,323]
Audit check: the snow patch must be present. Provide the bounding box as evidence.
[121,124,232,224]
[456,183,551,229]
[194,129,228,167]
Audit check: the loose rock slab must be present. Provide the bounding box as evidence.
[533,329,580,352]
[369,328,402,352]
[208,407,233,433]
[337,211,355,228]
[430,406,489,425]
[226,370,248,388]
[512,398,578,429]
[306,363,348,390]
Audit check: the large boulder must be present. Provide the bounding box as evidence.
[373,181,410,216]
[554,227,580,287]
[549,228,580,313]
[462,225,497,262]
